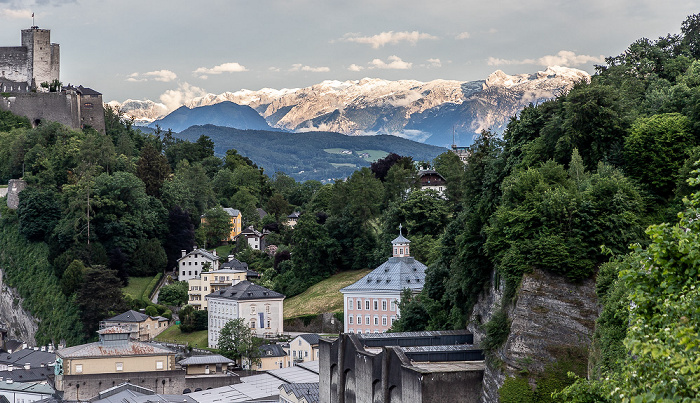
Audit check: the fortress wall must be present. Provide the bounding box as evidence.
[50,43,60,81]
[0,47,29,84]
[0,92,76,128]
[79,93,106,133]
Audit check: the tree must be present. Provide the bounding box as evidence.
[130,238,167,276]
[266,192,290,221]
[136,143,171,198]
[218,318,255,364]
[199,206,232,248]
[60,259,86,296]
[164,206,195,271]
[17,187,60,242]
[77,267,127,338]
[158,281,189,306]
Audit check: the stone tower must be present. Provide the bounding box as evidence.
[21,27,60,88]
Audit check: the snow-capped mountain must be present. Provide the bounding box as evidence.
[110,66,589,146]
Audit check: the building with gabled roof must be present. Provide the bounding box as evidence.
[340,225,427,334]
[279,382,319,403]
[288,334,320,365]
[177,248,221,281]
[101,310,169,341]
[206,281,285,347]
[257,344,289,371]
[178,354,234,375]
[418,170,446,196]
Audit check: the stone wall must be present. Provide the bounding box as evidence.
[6,179,26,210]
[0,267,38,344]
[58,370,186,401]
[284,313,343,334]
[0,92,78,129]
[0,47,29,84]
[469,269,597,402]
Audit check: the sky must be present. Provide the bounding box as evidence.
[1,0,699,109]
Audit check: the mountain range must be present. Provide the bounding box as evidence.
[109,66,590,147]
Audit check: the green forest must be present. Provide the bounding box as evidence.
[0,13,699,402]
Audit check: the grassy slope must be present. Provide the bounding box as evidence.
[154,325,208,347]
[122,276,157,301]
[284,269,371,319]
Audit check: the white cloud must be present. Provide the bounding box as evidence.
[369,55,412,70]
[289,64,330,72]
[268,67,281,72]
[193,62,248,78]
[487,50,605,67]
[341,31,437,49]
[455,32,471,40]
[347,64,365,72]
[426,58,442,68]
[0,8,32,19]
[126,70,177,83]
[159,82,207,112]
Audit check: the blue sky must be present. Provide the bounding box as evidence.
[1,0,698,105]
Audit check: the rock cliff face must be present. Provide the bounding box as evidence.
[0,268,38,345]
[468,269,598,402]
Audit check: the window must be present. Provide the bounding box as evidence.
[194,261,198,265]
[116,362,123,371]
[373,300,378,310]
[188,262,191,266]
[204,276,208,281]
[373,316,378,325]
[182,271,185,276]
[195,271,198,276]
[348,298,353,310]
[75,364,82,373]
[357,300,362,310]
[267,320,270,328]
[189,271,192,276]
[251,306,256,314]
[156,361,164,370]
[365,316,370,325]
[365,300,370,310]
[305,351,308,357]
[250,320,256,329]
[382,300,387,310]
[391,300,396,311]
[293,351,296,358]
[382,317,387,326]
[349,315,353,325]
[182,262,185,266]
[266,305,271,313]
[299,339,302,346]
[391,316,396,325]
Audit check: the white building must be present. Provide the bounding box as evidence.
[177,248,220,281]
[340,226,427,334]
[207,281,285,348]
[0,380,54,403]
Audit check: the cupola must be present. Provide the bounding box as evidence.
[391,224,411,257]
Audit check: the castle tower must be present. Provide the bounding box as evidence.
[392,224,411,257]
[20,27,60,88]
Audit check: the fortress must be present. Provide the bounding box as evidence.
[0,26,105,133]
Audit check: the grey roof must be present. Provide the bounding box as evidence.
[220,258,248,271]
[0,367,53,383]
[259,344,286,358]
[240,226,262,237]
[279,383,319,403]
[296,360,319,374]
[0,348,55,367]
[0,379,54,395]
[57,340,174,359]
[287,211,301,219]
[296,334,320,346]
[266,366,319,384]
[178,354,234,366]
[256,208,268,219]
[178,248,220,263]
[206,281,284,301]
[391,233,410,244]
[187,374,282,402]
[340,256,427,293]
[105,310,149,323]
[2,340,23,353]
[223,208,241,217]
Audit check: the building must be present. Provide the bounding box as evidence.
[0,345,56,383]
[177,248,221,281]
[340,226,427,333]
[223,208,243,241]
[288,335,319,365]
[207,281,285,347]
[178,354,234,375]
[279,383,319,403]
[54,327,180,400]
[319,331,484,403]
[0,27,105,133]
[257,344,289,371]
[187,257,252,310]
[417,170,446,196]
[101,310,170,341]
[286,212,301,228]
[0,379,54,403]
[239,226,264,250]
[451,144,470,164]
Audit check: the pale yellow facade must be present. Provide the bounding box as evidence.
[62,354,175,375]
[102,316,169,341]
[256,354,290,371]
[288,336,319,363]
[188,269,247,310]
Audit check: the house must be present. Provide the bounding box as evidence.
[288,334,319,364]
[256,344,289,371]
[178,354,234,375]
[340,226,427,334]
[101,310,170,341]
[54,327,180,401]
[186,257,251,310]
[207,281,285,347]
[286,212,301,228]
[451,144,470,164]
[418,170,446,196]
[177,248,220,281]
[279,383,319,403]
[0,379,54,403]
[0,345,56,383]
[223,208,243,241]
[319,331,484,403]
[239,226,264,250]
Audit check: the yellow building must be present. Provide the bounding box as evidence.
[101,310,170,341]
[223,208,242,241]
[187,266,248,310]
[256,344,290,371]
[288,334,320,365]
[178,354,234,375]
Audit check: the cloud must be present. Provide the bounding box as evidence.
[0,8,32,19]
[193,62,248,78]
[289,64,330,72]
[341,31,437,49]
[455,32,471,40]
[369,55,412,70]
[426,58,442,68]
[126,70,177,83]
[487,50,605,67]
[159,82,207,112]
[268,67,281,72]
[347,64,365,72]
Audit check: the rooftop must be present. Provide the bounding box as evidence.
[178,354,234,366]
[206,281,284,301]
[57,341,174,359]
[340,256,427,293]
[279,383,319,403]
[295,334,320,346]
[105,310,149,323]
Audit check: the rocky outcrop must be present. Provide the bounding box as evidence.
[0,268,38,344]
[6,179,26,209]
[468,269,598,402]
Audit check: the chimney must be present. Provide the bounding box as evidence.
[40,346,45,352]
[22,343,27,350]
[24,363,30,370]
[6,379,13,384]
[181,250,187,257]
[213,250,217,256]
[8,365,13,372]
